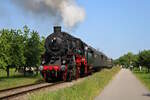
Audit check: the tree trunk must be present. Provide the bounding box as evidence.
[6,66,9,77]
[24,66,26,76]
[36,66,38,76]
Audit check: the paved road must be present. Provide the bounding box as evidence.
[95,69,150,100]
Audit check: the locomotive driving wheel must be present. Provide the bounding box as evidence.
[62,65,67,81]
[75,67,80,79]
[62,71,67,81]
[66,71,72,81]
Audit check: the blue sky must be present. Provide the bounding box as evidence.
[0,0,150,59]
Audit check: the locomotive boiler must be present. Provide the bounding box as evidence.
[39,26,112,82]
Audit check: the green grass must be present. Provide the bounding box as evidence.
[0,69,44,90]
[29,67,120,100]
[133,69,150,90]
[0,68,20,78]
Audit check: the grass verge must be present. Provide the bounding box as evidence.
[29,67,120,100]
[133,70,150,90]
[0,69,44,90]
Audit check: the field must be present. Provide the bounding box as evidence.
[133,68,150,90]
[28,66,120,100]
[0,68,44,90]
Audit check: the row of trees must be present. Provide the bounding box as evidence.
[114,50,150,72]
[0,26,45,77]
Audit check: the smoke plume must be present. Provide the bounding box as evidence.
[12,0,85,28]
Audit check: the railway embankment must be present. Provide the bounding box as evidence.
[28,66,120,100]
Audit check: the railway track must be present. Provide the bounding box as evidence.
[0,82,63,100]
[0,82,44,93]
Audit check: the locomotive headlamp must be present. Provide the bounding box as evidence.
[62,60,66,64]
[53,37,56,40]
[51,37,56,43]
[39,65,43,71]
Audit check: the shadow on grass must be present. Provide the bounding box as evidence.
[142,93,150,97]
[133,70,150,74]
[134,71,145,73]
[0,75,44,85]
[0,74,41,80]
[34,78,45,83]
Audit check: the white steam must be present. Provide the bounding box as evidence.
[12,0,85,28]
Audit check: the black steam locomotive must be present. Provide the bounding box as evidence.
[39,26,112,82]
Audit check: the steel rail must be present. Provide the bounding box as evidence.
[0,81,63,100]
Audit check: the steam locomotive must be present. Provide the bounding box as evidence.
[39,26,113,82]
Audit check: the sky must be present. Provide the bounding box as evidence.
[0,0,150,59]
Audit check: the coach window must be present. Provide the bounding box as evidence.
[101,55,104,60]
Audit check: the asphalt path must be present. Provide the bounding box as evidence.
[95,69,150,100]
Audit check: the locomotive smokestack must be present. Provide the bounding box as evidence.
[54,26,61,33]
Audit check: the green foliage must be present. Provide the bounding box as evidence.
[138,50,150,72]
[0,29,12,69]
[115,50,150,72]
[40,36,46,54]
[25,31,42,67]
[114,52,136,68]
[10,29,25,68]
[0,26,45,76]
[131,54,139,67]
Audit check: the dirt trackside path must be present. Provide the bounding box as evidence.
[95,69,150,100]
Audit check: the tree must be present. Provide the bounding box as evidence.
[0,29,13,77]
[21,26,45,76]
[0,30,7,70]
[10,29,25,70]
[25,30,43,75]
[21,25,30,76]
[114,52,136,68]
[0,26,45,77]
[40,36,45,54]
[131,54,139,68]
[138,50,150,72]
